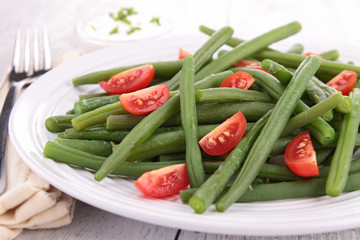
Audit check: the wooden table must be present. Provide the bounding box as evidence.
[2,0,360,239]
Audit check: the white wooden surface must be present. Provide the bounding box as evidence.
[2,0,360,239]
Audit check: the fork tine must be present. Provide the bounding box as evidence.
[24,28,32,76]
[42,27,52,71]
[10,30,27,80]
[33,27,41,74]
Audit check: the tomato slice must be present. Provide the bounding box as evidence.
[178,48,193,60]
[284,131,319,177]
[234,60,273,75]
[199,111,247,156]
[220,71,255,90]
[134,163,189,198]
[99,64,155,94]
[120,83,169,115]
[326,70,357,95]
[304,52,324,60]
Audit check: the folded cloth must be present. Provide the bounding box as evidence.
[0,50,81,240]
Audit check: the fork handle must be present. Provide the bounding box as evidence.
[0,85,18,194]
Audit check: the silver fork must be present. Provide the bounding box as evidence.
[0,27,52,194]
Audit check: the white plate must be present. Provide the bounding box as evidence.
[9,33,360,236]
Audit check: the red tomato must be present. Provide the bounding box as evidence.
[178,48,193,60]
[326,70,357,95]
[199,111,247,156]
[220,71,255,90]
[284,131,319,177]
[120,83,169,115]
[134,163,189,198]
[304,52,324,60]
[234,60,273,75]
[99,64,155,94]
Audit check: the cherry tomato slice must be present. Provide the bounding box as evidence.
[326,70,357,95]
[120,83,169,115]
[220,71,255,90]
[234,60,273,75]
[199,111,247,156]
[284,131,319,177]
[99,64,155,94]
[178,48,193,60]
[134,163,189,198]
[304,52,324,60]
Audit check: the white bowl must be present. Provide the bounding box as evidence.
[77,12,172,52]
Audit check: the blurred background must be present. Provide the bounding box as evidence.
[1,0,360,62]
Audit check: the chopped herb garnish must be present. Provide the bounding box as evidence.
[109,26,119,35]
[109,7,137,25]
[127,26,141,35]
[91,25,97,31]
[150,17,160,26]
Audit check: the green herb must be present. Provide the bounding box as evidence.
[150,17,160,26]
[127,26,141,35]
[109,26,119,35]
[91,25,97,31]
[109,7,137,25]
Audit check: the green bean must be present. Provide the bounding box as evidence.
[71,101,128,130]
[94,71,233,181]
[326,88,360,197]
[195,88,274,103]
[195,22,302,82]
[286,43,304,54]
[74,95,120,114]
[45,115,76,133]
[188,110,271,214]
[44,141,186,178]
[106,102,275,129]
[181,171,360,203]
[281,92,343,136]
[232,67,335,145]
[260,59,293,85]
[72,60,184,86]
[58,127,130,142]
[166,26,234,90]
[54,139,112,157]
[180,56,205,187]
[66,109,75,115]
[199,25,244,47]
[320,50,340,61]
[216,56,322,212]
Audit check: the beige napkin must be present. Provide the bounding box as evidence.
[0,50,81,240]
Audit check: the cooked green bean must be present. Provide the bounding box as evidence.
[180,56,205,187]
[286,43,304,54]
[260,59,293,85]
[45,115,76,133]
[72,60,184,86]
[195,88,274,103]
[74,95,120,114]
[58,127,130,142]
[78,92,109,100]
[106,102,275,130]
[166,27,234,90]
[54,139,112,157]
[326,88,360,197]
[188,110,271,214]
[195,22,302,82]
[320,49,340,61]
[216,56,322,212]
